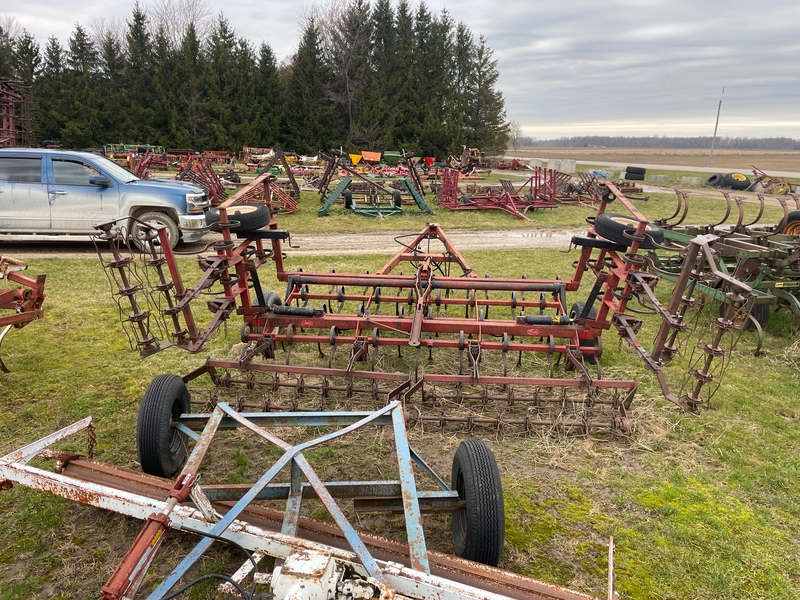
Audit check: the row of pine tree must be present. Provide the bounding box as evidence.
[0,1,510,157]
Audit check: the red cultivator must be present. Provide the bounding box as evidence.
[0,257,46,372]
[438,168,557,220]
[92,183,754,434]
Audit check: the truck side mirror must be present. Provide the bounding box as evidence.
[89,174,112,187]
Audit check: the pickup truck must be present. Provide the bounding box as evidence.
[0,148,210,249]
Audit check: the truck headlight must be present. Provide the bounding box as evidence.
[186,192,210,212]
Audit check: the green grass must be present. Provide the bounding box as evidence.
[1,203,799,599]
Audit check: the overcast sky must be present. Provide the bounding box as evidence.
[8,0,800,140]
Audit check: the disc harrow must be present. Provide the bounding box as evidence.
[92,183,755,433]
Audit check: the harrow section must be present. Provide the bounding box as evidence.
[92,183,755,433]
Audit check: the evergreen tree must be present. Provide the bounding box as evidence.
[467,35,508,155]
[284,17,343,154]
[0,25,14,80]
[360,0,397,148]
[62,24,102,147]
[151,26,179,146]
[13,30,41,85]
[35,37,67,143]
[391,0,417,148]
[253,42,283,146]
[123,3,157,142]
[174,22,205,147]
[98,32,126,143]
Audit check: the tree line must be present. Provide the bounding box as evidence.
[0,0,510,157]
[524,136,800,150]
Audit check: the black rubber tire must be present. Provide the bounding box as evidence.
[205,203,271,232]
[459,195,471,205]
[720,302,770,331]
[594,212,664,249]
[343,190,354,209]
[623,172,645,181]
[625,166,646,175]
[705,173,724,188]
[254,290,282,308]
[523,193,534,202]
[722,172,750,191]
[451,439,505,566]
[391,190,403,208]
[776,210,800,235]
[131,211,180,251]
[570,302,599,364]
[137,374,190,478]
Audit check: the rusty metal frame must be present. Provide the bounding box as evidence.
[0,405,600,600]
[0,256,46,372]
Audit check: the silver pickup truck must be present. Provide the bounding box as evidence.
[0,148,210,249]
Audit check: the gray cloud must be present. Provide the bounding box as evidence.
[11,0,800,138]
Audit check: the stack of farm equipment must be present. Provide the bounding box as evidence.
[0,256,45,372]
[0,181,760,599]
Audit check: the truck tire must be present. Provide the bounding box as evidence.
[131,211,180,251]
[594,213,664,249]
[205,203,271,232]
[623,172,645,181]
[625,166,646,175]
[343,190,354,209]
[391,190,403,208]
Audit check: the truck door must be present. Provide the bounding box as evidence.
[47,156,119,232]
[0,155,50,232]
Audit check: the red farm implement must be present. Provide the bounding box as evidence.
[439,168,557,220]
[92,182,753,434]
[175,156,227,206]
[0,256,46,372]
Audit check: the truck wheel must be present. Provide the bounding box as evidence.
[137,374,190,477]
[391,190,403,208]
[451,439,505,566]
[131,212,179,251]
[594,213,664,249]
[205,203,271,232]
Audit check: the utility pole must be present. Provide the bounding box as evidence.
[708,88,724,167]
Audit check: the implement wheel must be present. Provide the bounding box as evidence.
[776,210,800,236]
[720,302,770,332]
[137,375,190,477]
[205,203,271,232]
[594,212,664,249]
[451,439,505,566]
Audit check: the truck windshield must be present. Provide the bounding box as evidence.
[92,155,141,182]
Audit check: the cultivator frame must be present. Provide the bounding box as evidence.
[93,182,753,432]
[438,168,557,220]
[0,256,46,372]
